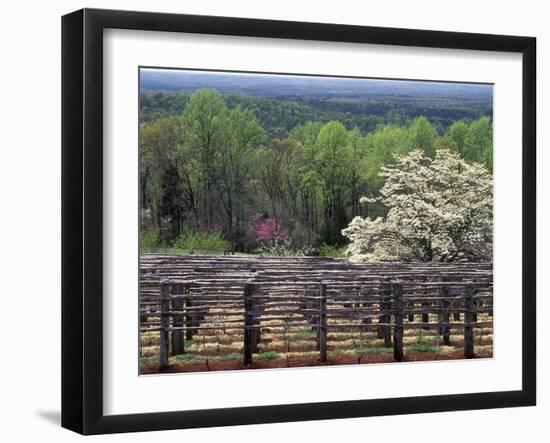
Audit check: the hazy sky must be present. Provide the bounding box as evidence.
[140,67,493,98]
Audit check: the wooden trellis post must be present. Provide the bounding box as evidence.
[471,278,478,323]
[377,287,384,339]
[251,312,261,353]
[171,283,185,355]
[393,283,404,362]
[407,301,415,323]
[464,285,474,358]
[361,287,373,325]
[184,292,194,341]
[453,286,461,321]
[440,284,451,346]
[249,285,262,354]
[159,282,170,371]
[421,276,430,330]
[243,283,254,366]
[319,283,328,362]
[310,287,321,350]
[378,279,392,347]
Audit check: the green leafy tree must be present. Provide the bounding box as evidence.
[446,120,469,155]
[409,116,438,157]
[215,106,266,247]
[184,89,228,228]
[139,116,184,229]
[170,132,202,234]
[314,121,351,244]
[348,127,367,217]
[364,124,409,189]
[464,116,493,171]
[290,122,323,243]
[290,121,322,157]
[260,138,303,224]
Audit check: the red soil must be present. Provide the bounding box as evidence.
[140,350,493,375]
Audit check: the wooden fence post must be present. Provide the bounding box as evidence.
[440,284,451,346]
[309,288,321,350]
[252,308,261,354]
[421,304,430,329]
[314,314,321,350]
[393,283,404,362]
[407,301,414,323]
[319,283,327,362]
[171,283,185,355]
[159,283,170,371]
[361,287,372,325]
[421,276,430,329]
[377,284,384,339]
[379,279,392,347]
[464,285,474,358]
[453,287,461,321]
[243,283,254,366]
[472,279,478,323]
[421,302,430,330]
[185,291,196,341]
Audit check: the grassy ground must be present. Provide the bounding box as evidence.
[141,247,256,255]
[140,309,493,373]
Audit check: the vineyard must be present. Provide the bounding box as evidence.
[139,254,493,374]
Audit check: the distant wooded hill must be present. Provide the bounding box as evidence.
[140,69,492,137]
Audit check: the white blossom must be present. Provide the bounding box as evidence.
[343,149,493,262]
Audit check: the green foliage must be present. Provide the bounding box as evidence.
[139,87,493,257]
[354,347,393,356]
[312,121,354,244]
[409,116,437,157]
[445,117,493,170]
[406,342,438,353]
[464,116,493,171]
[139,116,185,232]
[174,231,230,254]
[139,356,158,366]
[140,229,161,251]
[290,121,322,152]
[364,124,409,189]
[141,90,492,136]
[258,351,279,360]
[446,120,469,155]
[317,243,346,258]
[218,353,242,361]
[173,353,200,362]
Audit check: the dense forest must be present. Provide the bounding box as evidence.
[140,91,492,138]
[140,85,493,258]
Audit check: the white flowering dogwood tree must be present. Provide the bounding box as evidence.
[342,149,493,262]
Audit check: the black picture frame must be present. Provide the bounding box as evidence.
[62,8,536,435]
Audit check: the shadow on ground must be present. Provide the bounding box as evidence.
[36,410,60,426]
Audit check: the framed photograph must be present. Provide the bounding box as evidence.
[62,8,536,435]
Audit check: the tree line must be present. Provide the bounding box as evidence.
[140,88,493,254]
[140,90,492,138]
